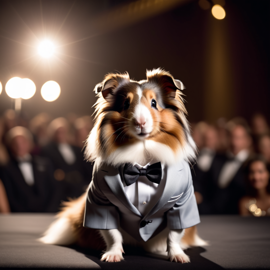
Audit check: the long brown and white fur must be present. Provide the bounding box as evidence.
[40,68,207,263]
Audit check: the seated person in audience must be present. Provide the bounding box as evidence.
[258,134,270,164]
[251,113,269,152]
[41,117,92,202]
[216,117,230,153]
[73,116,94,179]
[73,117,91,149]
[191,121,208,151]
[239,155,270,216]
[192,124,220,214]
[0,126,59,212]
[208,118,252,214]
[251,113,269,138]
[29,113,51,155]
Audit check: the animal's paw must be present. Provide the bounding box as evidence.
[168,244,190,263]
[169,252,190,263]
[101,247,124,262]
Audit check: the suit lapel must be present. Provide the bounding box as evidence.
[104,168,142,217]
[143,161,184,220]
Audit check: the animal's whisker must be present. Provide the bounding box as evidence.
[114,127,128,144]
[100,126,126,151]
[120,116,130,121]
[119,128,128,144]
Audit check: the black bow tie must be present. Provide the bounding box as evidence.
[123,162,162,186]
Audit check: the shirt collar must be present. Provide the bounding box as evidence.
[227,149,249,162]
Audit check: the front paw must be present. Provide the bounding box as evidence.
[169,252,190,263]
[168,244,190,263]
[101,248,124,262]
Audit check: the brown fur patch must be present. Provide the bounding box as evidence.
[58,194,106,250]
[182,226,197,246]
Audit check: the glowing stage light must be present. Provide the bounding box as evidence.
[41,81,61,102]
[211,5,226,20]
[0,82,2,95]
[21,78,36,99]
[38,40,56,58]
[5,77,22,99]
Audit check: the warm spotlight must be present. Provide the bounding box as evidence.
[0,82,2,95]
[41,81,61,102]
[38,40,56,58]
[21,78,36,99]
[211,5,226,20]
[5,77,22,99]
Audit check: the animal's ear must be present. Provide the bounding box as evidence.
[94,73,130,100]
[146,69,185,98]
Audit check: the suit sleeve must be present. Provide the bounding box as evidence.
[167,162,200,229]
[83,170,120,230]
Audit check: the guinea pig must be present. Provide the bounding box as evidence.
[40,68,207,263]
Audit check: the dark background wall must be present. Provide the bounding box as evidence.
[0,0,269,123]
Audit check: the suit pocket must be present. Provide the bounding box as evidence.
[167,192,183,203]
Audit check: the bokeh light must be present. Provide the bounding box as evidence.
[0,82,2,95]
[38,40,56,58]
[21,78,36,99]
[41,81,61,102]
[5,77,22,99]
[211,5,226,20]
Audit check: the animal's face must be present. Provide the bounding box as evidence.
[100,82,165,141]
[86,69,196,166]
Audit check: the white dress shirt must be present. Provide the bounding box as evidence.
[58,143,76,165]
[218,149,249,188]
[123,162,165,215]
[17,154,34,186]
[197,148,215,172]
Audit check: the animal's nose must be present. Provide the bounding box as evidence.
[134,118,146,128]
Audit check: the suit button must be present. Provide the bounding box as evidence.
[140,220,153,228]
[140,220,147,228]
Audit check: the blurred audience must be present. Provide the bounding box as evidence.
[0,126,59,212]
[73,116,92,148]
[191,121,208,151]
[216,118,230,152]
[0,108,269,216]
[192,124,220,214]
[209,118,252,214]
[251,113,269,137]
[41,117,92,202]
[29,113,51,155]
[193,118,253,214]
[239,155,270,216]
[258,134,270,164]
[251,113,269,152]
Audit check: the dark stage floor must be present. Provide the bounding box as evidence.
[0,214,270,269]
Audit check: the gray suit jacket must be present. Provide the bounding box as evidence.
[83,160,200,242]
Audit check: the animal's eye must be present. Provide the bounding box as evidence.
[123,99,130,110]
[151,99,157,109]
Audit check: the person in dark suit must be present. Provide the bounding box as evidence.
[207,118,252,214]
[0,126,60,212]
[41,117,92,202]
[192,124,220,214]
